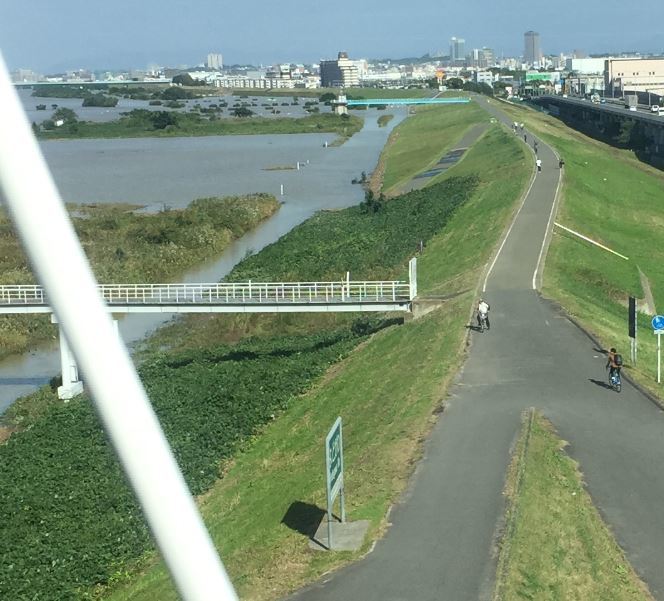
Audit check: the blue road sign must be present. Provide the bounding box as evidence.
[652,315,664,330]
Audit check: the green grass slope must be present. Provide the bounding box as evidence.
[97,118,529,601]
[496,412,653,601]
[379,100,487,193]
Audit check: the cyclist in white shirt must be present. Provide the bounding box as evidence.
[477,299,490,330]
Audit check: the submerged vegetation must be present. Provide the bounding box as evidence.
[0,194,279,358]
[34,109,364,141]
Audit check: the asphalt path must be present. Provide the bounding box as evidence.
[287,97,664,600]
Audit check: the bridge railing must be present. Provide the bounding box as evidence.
[0,280,412,307]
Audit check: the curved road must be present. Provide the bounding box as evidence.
[288,97,664,600]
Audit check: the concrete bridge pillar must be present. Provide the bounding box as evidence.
[332,94,348,115]
[409,257,418,299]
[55,316,120,400]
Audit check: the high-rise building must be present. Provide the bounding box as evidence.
[206,53,223,70]
[524,31,541,66]
[450,37,466,64]
[482,47,495,68]
[319,52,359,87]
[468,47,495,69]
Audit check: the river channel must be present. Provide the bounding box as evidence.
[0,106,407,412]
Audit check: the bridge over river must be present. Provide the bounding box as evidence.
[346,97,470,107]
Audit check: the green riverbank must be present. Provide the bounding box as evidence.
[96,109,529,601]
[36,111,363,141]
[0,103,531,601]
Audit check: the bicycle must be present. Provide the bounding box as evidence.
[609,369,622,393]
[478,313,489,333]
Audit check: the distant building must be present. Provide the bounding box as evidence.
[605,57,664,96]
[10,68,41,83]
[450,37,466,65]
[214,76,297,89]
[206,53,223,70]
[474,71,494,86]
[482,48,495,68]
[524,31,542,66]
[320,52,359,88]
[565,58,606,74]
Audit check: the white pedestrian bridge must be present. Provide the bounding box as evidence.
[3,259,417,399]
[0,277,414,314]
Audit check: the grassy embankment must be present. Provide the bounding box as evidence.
[37,112,363,142]
[0,194,279,359]
[377,100,487,194]
[499,101,664,397]
[495,410,653,600]
[0,103,530,601]
[89,111,530,601]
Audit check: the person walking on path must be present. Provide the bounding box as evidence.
[534,141,538,155]
[559,157,565,169]
[524,134,527,143]
[536,158,542,172]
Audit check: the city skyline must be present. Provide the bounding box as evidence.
[2,0,662,72]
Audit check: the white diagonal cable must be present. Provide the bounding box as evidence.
[0,53,238,600]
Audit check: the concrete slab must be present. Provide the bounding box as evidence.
[309,520,370,552]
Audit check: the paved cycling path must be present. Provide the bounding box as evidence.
[288,97,664,600]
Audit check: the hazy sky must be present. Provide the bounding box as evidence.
[1,0,660,72]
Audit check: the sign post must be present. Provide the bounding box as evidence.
[629,296,637,364]
[652,316,664,384]
[657,331,662,384]
[325,417,345,550]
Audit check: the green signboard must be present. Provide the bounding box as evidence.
[325,417,345,549]
[526,73,556,82]
[326,417,343,501]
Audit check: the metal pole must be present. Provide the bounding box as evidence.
[658,333,661,384]
[635,299,638,365]
[339,419,346,523]
[0,52,238,601]
[327,500,333,550]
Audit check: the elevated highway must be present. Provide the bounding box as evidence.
[533,94,664,165]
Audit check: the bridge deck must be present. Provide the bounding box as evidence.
[0,281,413,314]
[346,97,470,106]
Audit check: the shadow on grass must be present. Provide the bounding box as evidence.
[281,501,326,539]
[160,317,403,370]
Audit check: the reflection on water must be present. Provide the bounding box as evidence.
[0,107,407,413]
